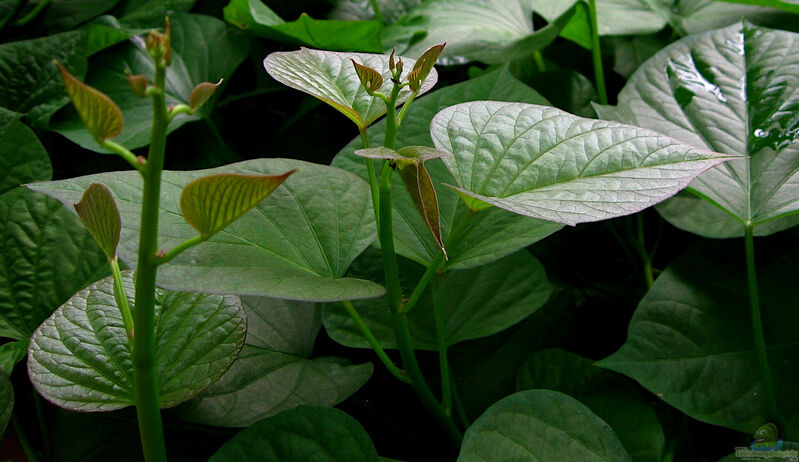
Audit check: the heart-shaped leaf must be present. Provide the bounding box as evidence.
[458,389,632,462]
[390,0,578,64]
[57,62,123,143]
[0,107,51,196]
[181,172,294,239]
[30,159,382,302]
[175,296,372,427]
[323,248,551,350]
[210,406,379,462]
[517,349,666,462]
[596,23,799,237]
[74,183,121,259]
[27,270,246,411]
[333,66,562,269]
[599,240,799,438]
[0,188,107,340]
[264,48,437,130]
[431,101,735,226]
[224,0,383,52]
[0,372,12,437]
[51,13,250,153]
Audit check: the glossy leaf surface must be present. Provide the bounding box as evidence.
[323,249,551,350]
[209,407,379,461]
[458,389,632,462]
[431,101,733,225]
[596,23,799,237]
[0,188,106,340]
[599,241,799,438]
[74,183,121,259]
[264,48,437,130]
[52,14,249,153]
[176,296,372,427]
[0,108,51,196]
[57,62,123,143]
[181,172,294,238]
[30,159,382,302]
[28,271,246,411]
[333,67,562,269]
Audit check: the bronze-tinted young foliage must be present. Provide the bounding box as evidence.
[57,62,123,143]
[74,183,121,260]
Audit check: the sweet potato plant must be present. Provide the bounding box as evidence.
[0,0,798,461]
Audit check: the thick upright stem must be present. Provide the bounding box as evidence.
[132,65,168,462]
[744,221,782,427]
[587,0,608,105]
[378,166,462,447]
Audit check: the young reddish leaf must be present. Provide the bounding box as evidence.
[146,18,172,66]
[351,60,383,95]
[73,183,121,260]
[407,43,445,92]
[57,62,123,143]
[127,74,148,98]
[190,79,223,112]
[181,171,295,238]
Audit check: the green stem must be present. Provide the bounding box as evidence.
[0,0,25,31]
[103,140,145,173]
[368,0,383,23]
[451,376,470,429]
[744,221,782,428]
[13,0,48,26]
[166,104,192,123]
[533,50,546,73]
[340,301,409,383]
[433,273,452,415]
[157,235,205,266]
[12,414,39,462]
[383,85,402,149]
[378,164,462,447]
[634,214,654,289]
[132,64,168,462]
[395,91,418,127]
[360,129,380,228]
[587,0,608,105]
[110,257,135,341]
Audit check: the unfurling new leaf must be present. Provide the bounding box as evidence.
[181,171,295,238]
[74,183,121,260]
[351,60,383,95]
[57,62,123,143]
[127,74,148,98]
[190,79,223,112]
[407,43,445,92]
[355,146,449,257]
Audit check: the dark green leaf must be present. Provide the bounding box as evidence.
[333,66,562,269]
[30,159,382,302]
[224,0,383,52]
[118,0,196,25]
[0,188,106,340]
[330,0,422,23]
[458,390,633,462]
[323,249,551,350]
[74,183,121,259]
[529,69,597,118]
[28,270,247,411]
[52,13,250,153]
[596,23,799,237]
[209,406,379,462]
[0,107,51,196]
[0,339,28,374]
[715,0,799,14]
[175,296,372,427]
[431,101,735,225]
[599,241,799,438]
[0,371,12,437]
[43,0,122,31]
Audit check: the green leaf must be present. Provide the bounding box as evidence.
[28,270,246,411]
[209,406,379,462]
[224,0,383,52]
[0,188,107,340]
[612,36,668,79]
[0,371,12,437]
[391,0,579,64]
[0,339,28,374]
[715,0,799,13]
[330,0,422,23]
[57,61,123,143]
[529,69,597,118]
[431,101,735,225]
[596,23,799,237]
[518,349,666,462]
[662,0,798,36]
[323,249,551,350]
[264,47,437,130]
[30,159,383,302]
[175,296,372,427]
[74,183,121,260]
[117,0,196,25]
[598,240,799,438]
[333,66,562,270]
[52,13,249,153]
[458,389,633,462]
[0,107,51,196]
[42,0,122,31]
[181,172,294,239]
